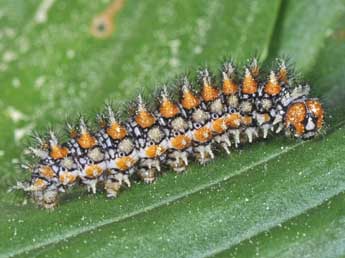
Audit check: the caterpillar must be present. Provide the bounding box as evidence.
[16,58,325,209]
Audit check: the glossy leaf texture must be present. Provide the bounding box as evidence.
[0,0,344,257]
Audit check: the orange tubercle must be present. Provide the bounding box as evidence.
[212,118,227,134]
[145,145,165,158]
[181,90,200,110]
[50,145,69,160]
[193,127,212,143]
[59,172,77,185]
[262,113,271,123]
[135,111,156,128]
[160,99,180,118]
[242,70,257,95]
[33,178,47,190]
[264,72,281,96]
[85,164,103,178]
[265,82,281,96]
[40,166,55,179]
[170,135,192,150]
[116,156,136,170]
[78,133,97,149]
[201,84,219,102]
[306,100,324,128]
[225,113,241,128]
[241,115,253,126]
[107,122,127,140]
[223,79,238,95]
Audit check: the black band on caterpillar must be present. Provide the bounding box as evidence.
[16,58,325,208]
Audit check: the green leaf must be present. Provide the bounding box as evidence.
[0,0,344,257]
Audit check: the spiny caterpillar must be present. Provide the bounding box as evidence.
[16,58,325,209]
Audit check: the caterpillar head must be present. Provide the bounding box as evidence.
[285,99,324,139]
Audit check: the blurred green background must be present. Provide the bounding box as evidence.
[0,0,345,257]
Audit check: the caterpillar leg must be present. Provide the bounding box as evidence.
[214,134,231,154]
[104,171,131,198]
[15,179,59,209]
[82,179,98,194]
[244,127,258,143]
[137,167,157,183]
[229,129,241,147]
[24,185,59,209]
[194,144,214,164]
[104,179,121,198]
[167,151,189,173]
[34,187,59,209]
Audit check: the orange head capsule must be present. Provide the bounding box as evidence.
[285,99,324,138]
[159,89,180,118]
[264,71,282,96]
[285,102,307,136]
[242,68,258,95]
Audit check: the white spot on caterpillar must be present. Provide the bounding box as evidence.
[34,0,56,24]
